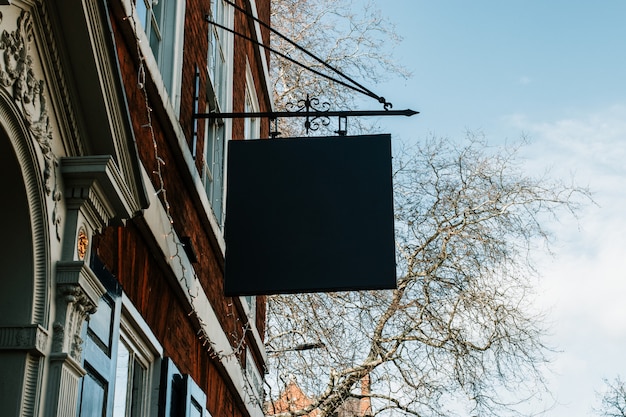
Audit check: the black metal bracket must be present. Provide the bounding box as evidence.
[199,5,418,140]
[193,94,418,138]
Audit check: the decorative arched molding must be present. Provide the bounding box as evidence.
[0,6,61,330]
[0,83,51,329]
[0,6,62,416]
[0,79,51,417]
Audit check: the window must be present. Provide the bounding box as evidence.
[112,311,159,417]
[79,286,162,417]
[135,0,185,112]
[113,340,143,416]
[244,62,260,140]
[203,0,233,227]
[202,102,226,226]
[244,295,256,321]
[80,258,215,417]
[207,0,228,111]
[135,0,163,60]
[161,358,212,417]
[245,348,264,405]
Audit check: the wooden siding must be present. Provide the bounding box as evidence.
[97,0,272,415]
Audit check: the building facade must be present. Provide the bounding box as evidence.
[267,378,373,417]
[0,0,271,416]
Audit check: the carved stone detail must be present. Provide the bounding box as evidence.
[0,325,48,355]
[0,9,62,240]
[53,261,104,363]
[53,284,95,361]
[60,156,134,232]
[0,10,55,189]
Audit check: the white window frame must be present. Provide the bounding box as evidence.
[244,60,260,140]
[245,347,264,407]
[112,295,163,417]
[133,0,186,114]
[207,0,228,111]
[202,100,226,227]
[243,295,256,322]
[203,0,234,229]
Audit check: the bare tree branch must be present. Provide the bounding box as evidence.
[267,2,591,416]
[271,0,409,137]
[595,377,626,417]
[265,135,591,417]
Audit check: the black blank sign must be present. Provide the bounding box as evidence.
[224,134,396,296]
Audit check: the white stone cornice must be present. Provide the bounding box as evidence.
[0,325,48,356]
[60,155,136,227]
[56,260,106,309]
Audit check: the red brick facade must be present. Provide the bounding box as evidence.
[100,0,272,415]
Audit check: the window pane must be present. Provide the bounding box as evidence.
[130,358,146,417]
[152,0,164,28]
[135,0,148,31]
[113,342,130,417]
[113,342,148,417]
[208,30,218,83]
[150,30,161,61]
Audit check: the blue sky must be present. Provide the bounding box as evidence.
[363,1,626,416]
[366,0,626,141]
[375,1,626,140]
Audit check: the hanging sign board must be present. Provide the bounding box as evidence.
[223,134,396,296]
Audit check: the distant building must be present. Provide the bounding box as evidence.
[0,0,271,416]
[267,376,373,417]
[267,381,322,417]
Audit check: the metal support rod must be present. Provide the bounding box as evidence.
[193,109,419,119]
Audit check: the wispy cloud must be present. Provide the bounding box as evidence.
[507,104,626,181]
[505,104,626,416]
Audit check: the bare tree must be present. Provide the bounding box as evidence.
[595,377,626,417]
[270,0,408,137]
[264,134,589,417]
[266,2,589,416]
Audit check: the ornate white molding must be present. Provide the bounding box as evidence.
[34,0,85,158]
[43,260,103,417]
[53,155,130,362]
[0,325,48,355]
[50,261,103,364]
[60,155,135,227]
[44,0,149,213]
[45,352,86,417]
[0,70,50,327]
[0,9,57,192]
[56,261,105,314]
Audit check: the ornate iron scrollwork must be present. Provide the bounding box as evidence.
[286,94,331,134]
[193,95,418,138]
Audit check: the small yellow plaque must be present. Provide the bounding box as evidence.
[77,229,88,261]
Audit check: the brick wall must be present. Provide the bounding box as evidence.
[99,0,272,415]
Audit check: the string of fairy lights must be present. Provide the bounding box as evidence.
[122,11,252,366]
[123,6,367,415]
